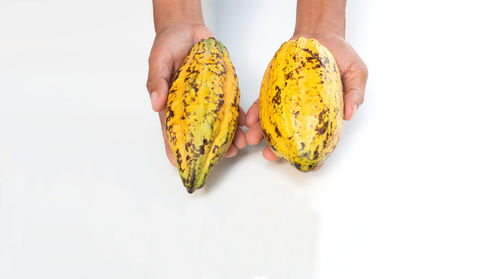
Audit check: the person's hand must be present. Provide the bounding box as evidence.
[245,32,368,163]
[147,23,247,166]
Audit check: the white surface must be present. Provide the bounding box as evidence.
[1,0,500,278]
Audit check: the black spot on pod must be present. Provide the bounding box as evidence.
[172,69,181,83]
[274,127,282,137]
[232,93,238,107]
[198,145,205,155]
[262,128,273,145]
[214,99,224,113]
[313,146,320,160]
[302,48,323,65]
[294,162,302,170]
[166,105,175,119]
[317,109,328,125]
[300,142,305,151]
[175,150,182,163]
[321,56,330,66]
[272,86,281,106]
[316,123,328,135]
[212,145,219,153]
[188,167,197,188]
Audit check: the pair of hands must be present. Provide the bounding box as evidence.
[147,23,368,166]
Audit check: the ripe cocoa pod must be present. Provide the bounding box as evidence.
[166,38,239,193]
[259,37,343,172]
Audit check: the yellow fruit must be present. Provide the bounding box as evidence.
[259,37,343,172]
[166,38,239,193]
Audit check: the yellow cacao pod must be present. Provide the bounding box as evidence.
[259,37,343,172]
[166,38,240,193]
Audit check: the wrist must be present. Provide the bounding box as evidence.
[294,0,346,38]
[153,0,205,34]
[294,21,345,38]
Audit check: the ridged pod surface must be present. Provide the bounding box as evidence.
[259,37,343,172]
[166,38,239,193]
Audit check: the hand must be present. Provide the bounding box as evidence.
[245,32,368,163]
[147,23,247,166]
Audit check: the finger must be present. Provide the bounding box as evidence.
[343,89,362,121]
[165,142,176,167]
[225,144,238,157]
[245,99,259,127]
[263,145,280,161]
[342,64,368,121]
[147,78,169,112]
[159,110,176,166]
[147,53,173,112]
[233,127,247,149]
[238,107,246,127]
[313,163,324,172]
[147,76,170,112]
[245,122,264,145]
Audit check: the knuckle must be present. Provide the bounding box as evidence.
[148,54,155,66]
[361,63,369,78]
[357,60,368,77]
[148,49,160,65]
[359,94,365,105]
[349,60,368,79]
[146,78,154,91]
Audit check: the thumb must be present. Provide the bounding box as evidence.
[342,65,368,121]
[147,54,173,112]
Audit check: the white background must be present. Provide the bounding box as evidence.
[1,0,500,278]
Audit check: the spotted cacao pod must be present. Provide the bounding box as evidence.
[259,37,343,172]
[166,38,239,193]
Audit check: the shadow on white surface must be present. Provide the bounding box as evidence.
[180,145,320,278]
[0,109,320,279]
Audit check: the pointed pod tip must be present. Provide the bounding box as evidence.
[183,181,206,194]
[185,184,206,194]
[291,160,318,173]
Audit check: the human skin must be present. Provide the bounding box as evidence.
[146,0,247,166]
[245,0,368,167]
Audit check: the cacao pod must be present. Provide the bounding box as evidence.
[259,37,343,172]
[166,38,240,193]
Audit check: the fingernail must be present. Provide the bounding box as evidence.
[150,91,158,110]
